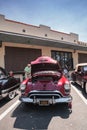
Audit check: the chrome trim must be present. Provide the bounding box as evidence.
[1,93,8,98]
[1,83,20,98]
[28,90,64,96]
[20,96,72,105]
[20,89,72,105]
[1,83,20,93]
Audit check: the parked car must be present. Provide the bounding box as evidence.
[20,56,72,110]
[0,67,20,100]
[71,63,87,94]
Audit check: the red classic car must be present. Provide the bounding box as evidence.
[20,56,72,110]
[71,63,87,94]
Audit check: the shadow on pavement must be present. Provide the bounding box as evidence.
[71,82,87,99]
[0,98,9,108]
[0,93,19,108]
[12,102,72,130]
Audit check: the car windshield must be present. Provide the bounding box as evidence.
[83,66,87,71]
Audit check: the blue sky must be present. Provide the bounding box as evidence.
[0,0,87,42]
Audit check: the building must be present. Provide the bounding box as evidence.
[0,14,87,72]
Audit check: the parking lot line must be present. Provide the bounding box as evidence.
[0,100,20,121]
[71,84,87,105]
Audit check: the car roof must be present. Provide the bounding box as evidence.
[76,63,87,67]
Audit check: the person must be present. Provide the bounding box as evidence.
[63,67,69,78]
[9,71,14,77]
[24,64,31,78]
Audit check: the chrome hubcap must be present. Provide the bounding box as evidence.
[9,91,15,99]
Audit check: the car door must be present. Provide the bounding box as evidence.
[6,76,19,91]
[76,66,83,85]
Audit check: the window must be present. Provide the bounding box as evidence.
[83,66,87,71]
[51,50,73,70]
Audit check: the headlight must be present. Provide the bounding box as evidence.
[64,83,71,93]
[20,84,26,91]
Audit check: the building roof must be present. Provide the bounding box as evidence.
[0,30,87,51]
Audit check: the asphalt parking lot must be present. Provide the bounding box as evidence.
[0,82,87,130]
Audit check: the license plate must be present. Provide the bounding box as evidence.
[40,100,49,105]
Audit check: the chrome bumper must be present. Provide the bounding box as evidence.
[20,96,72,106]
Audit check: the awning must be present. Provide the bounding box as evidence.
[0,30,87,51]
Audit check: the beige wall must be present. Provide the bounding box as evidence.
[3,41,73,54]
[0,44,5,67]
[72,52,78,68]
[0,14,79,44]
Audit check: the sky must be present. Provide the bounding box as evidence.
[0,0,87,42]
